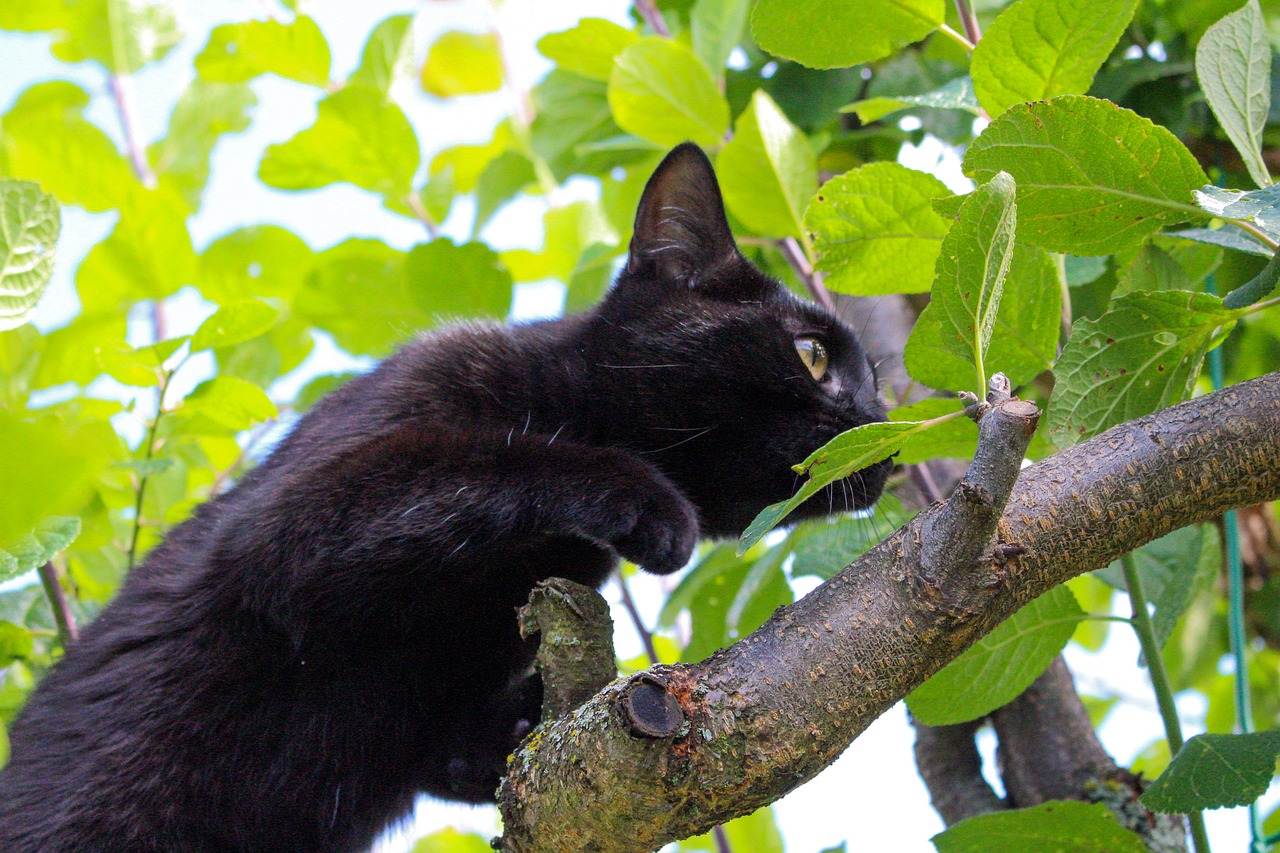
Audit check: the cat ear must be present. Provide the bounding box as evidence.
[626,142,740,285]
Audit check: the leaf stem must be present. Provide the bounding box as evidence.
[36,561,78,647]
[938,23,975,53]
[614,568,660,666]
[404,192,439,240]
[108,73,156,189]
[126,369,173,571]
[1120,552,1211,853]
[633,0,671,37]
[952,0,982,45]
[1234,219,1280,251]
[778,236,836,312]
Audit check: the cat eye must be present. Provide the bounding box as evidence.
[795,337,829,382]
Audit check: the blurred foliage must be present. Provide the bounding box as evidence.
[2,0,1280,849]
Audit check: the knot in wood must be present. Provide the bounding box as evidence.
[617,673,685,739]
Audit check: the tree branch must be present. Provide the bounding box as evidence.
[497,371,1280,851]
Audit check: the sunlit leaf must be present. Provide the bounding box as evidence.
[350,14,416,96]
[404,239,514,321]
[0,180,60,331]
[50,0,182,74]
[259,85,420,198]
[191,299,280,352]
[691,0,751,82]
[971,0,1140,117]
[805,162,951,295]
[751,0,944,69]
[196,15,331,86]
[537,18,639,82]
[718,90,815,240]
[421,31,503,98]
[0,517,80,585]
[608,38,729,148]
[0,81,136,213]
[149,79,256,212]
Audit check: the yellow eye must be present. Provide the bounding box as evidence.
[795,337,828,382]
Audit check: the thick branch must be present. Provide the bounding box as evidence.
[498,372,1280,852]
[911,718,1004,825]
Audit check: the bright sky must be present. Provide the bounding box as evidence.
[0,2,1270,851]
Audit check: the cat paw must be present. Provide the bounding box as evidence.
[608,484,699,575]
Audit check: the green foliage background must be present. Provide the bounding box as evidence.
[2,0,1280,850]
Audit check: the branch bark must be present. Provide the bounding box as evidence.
[497,371,1280,851]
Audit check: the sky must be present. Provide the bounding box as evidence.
[0,1,1272,851]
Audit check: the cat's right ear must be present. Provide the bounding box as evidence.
[626,143,741,286]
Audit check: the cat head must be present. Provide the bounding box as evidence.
[585,143,891,538]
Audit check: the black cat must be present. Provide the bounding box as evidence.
[0,143,889,852]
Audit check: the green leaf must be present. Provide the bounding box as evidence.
[410,827,493,853]
[76,185,196,312]
[259,85,420,198]
[805,162,951,295]
[404,239,514,321]
[49,0,182,74]
[179,377,277,433]
[530,71,632,182]
[971,0,1141,117]
[1223,248,1280,308]
[691,0,751,82]
[149,79,256,212]
[933,801,1148,853]
[718,90,815,240]
[608,38,729,149]
[0,517,80,585]
[0,413,95,551]
[197,225,314,304]
[660,545,756,662]
[1096,525,1221,650]
[751,0,944,69]
[196,15,331,86]
[349,14,416,96]
[0,181,60,331]
[191,299,280,352]
[0,81,137,213]
[501,201,617,285]
[905,245,1062,392]
[907,585,1085,725]
[963,96,1209,255]
[473,150,536,236]
[1141,729,1280,812]
[0,0,70,31]
[1192,184,1280,236]
[537,18,639,83]
[292,238,411,357]
[841,75,980,124]
[679,806,784,853]
[738,420,923,551]
[1166,226,1272,258]
[927,171,1018,391]
[1047,291,1237,448]
[420,31,504,97]
[1195,0,1273,188]
[891,398,978,464]
[1113,244,1192,296]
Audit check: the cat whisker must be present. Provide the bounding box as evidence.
[522,411,532,436]
[639,425,717,454]
[597,363,686,369]
[547,423,567,446]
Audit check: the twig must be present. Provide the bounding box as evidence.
[778,237,835,312]
[209,418,278,497]
[937,23,975,52]
[127,369,173,571]
[404,193,439,240]
[1121,553,1211,853]
[37,562,78,647]
[633,0,671,37]
[952,0,982,46]
[108,73,156,189]
[615,569,661,666]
